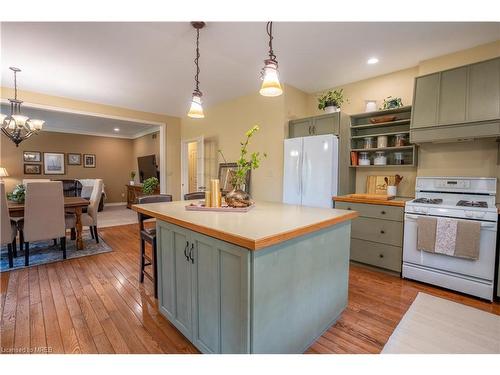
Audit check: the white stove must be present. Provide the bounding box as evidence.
[403,177,498,301]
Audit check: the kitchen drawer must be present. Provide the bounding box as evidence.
[335,201,403,222]
[350,238,402,272]
[351,217,403,247]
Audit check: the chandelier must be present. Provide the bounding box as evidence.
[187,22,206,119]
[1,67,44,147]
[259,22,283,97]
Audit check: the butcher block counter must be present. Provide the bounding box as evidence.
[132,200,357,353]
[333,194,413,207]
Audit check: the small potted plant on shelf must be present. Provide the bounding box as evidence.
[142,177,159,195]
[317,89,347,113]
[380,96,403,110]
[218,125,266,208]
[129,171,136,185]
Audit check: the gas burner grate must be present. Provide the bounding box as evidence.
[412,198,443,205]
[456,200,488,208]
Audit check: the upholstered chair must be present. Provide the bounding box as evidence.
[79,178,103,243]
[22,178,50,185]
[23,181,71,266]
[1,183,18,268]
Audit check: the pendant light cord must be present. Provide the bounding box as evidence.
[13,69,18,100]
[266,21,276,62]
[194,27,201,95]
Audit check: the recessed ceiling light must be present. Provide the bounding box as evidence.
[114,128,120,132]
[367,57,379,65]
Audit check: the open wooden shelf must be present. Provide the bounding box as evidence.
[350,145,414,152]
[351,130,410,139]
[350,119,410,129]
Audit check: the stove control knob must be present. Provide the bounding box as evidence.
[465,211,474,218]
[474,211,485,219]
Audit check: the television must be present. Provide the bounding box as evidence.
[137,154,158,183]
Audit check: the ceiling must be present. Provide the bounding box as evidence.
[1,22,499,117]
[0,103,159,138]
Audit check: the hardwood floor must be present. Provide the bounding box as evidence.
[1,223,499,354]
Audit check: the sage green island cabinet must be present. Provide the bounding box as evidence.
[411,57,500,143]
[133,200,357,353]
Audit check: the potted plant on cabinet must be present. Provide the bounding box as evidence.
[317,89,347,113]
[129,171,136,185]
[380,96,403,110]
[142,177,159,195]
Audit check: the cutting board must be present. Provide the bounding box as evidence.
[366,175,391,195]
[348,193,394,201]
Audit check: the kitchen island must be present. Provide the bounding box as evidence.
[132,200,358,353]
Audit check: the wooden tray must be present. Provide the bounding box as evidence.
[185,204,255,212]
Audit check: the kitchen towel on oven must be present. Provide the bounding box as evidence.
[417,216,437,253]
[435,218,458,256]
[454,220,481,260]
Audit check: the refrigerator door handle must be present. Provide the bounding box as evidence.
[302,152,309,196]
[296,151,301,195]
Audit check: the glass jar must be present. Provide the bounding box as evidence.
[363,137,374,149]
[394,152,405,165]
[377,135,388,148]
[359,152,371,165]
[374,151,387,165]
[394,133,408,147]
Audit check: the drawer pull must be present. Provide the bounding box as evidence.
[379,254,384,258]
[381,210,386,215]
[347,207,352,210]
[380,230,385,234]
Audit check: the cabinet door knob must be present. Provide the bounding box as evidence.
[347,207,352,210]
[379,254,384,258]
[184,241,190,261]
[380,230,385,234]
[381,210,386,215]
[189,243,195,264]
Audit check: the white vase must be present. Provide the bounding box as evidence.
[324,105,339,114]
[365,100,377,112]
[129,180,135,186]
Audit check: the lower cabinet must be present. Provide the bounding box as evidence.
[336,201,404,272]
[156,221,250,353]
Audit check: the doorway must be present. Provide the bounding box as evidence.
[181,136,204,199]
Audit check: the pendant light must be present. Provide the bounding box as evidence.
[1,67,44,146]
[188,22,206,118]
[259,21,283,97]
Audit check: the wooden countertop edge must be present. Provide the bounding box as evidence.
[333,196,407,207]
[132,205,358,251]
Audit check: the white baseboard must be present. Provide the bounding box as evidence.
[104,202,127,207]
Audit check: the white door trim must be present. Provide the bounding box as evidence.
[181,136,204,200]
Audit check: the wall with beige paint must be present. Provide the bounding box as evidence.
[0,88,182,200]
[0,131,134,203]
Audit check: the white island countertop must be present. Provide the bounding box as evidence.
[132,200,358,251]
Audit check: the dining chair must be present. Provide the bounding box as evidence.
[77,178,103,243]
[184,191,206,200]
[22,178,51,185]
[1,183,18,268]
[137,194,172,298]
[23,181,72,266]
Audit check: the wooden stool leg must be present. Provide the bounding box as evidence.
[152,237,158,298]
[93,226,99,244]
[24,242,30,267]
[7,243,13,268]
[139,238,145,283]
[90,226,95,239]
[12,237,17,258]
[71,228,76,240]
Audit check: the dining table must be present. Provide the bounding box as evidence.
[8,196,90,250]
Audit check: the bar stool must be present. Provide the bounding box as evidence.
[137,194,172,298]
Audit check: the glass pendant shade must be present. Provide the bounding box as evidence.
[188,93,205,119]
[260,60,283,97]
[29,119,45,130]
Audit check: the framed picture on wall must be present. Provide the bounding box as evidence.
[24,164,42,175]
[23,151,41,162]
[43,152,65,175]
[83,154,96,168]
[67,153,82,165]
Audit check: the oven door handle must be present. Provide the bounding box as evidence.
[406,214,496,228]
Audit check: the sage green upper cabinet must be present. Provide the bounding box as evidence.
[288,113,340,138]
[411,57,500,143]
[411,73,440,129]
[438,66,467,125]
[289,118,313,138]
[468,58,500,121]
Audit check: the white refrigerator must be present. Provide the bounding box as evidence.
[283,134,339,208]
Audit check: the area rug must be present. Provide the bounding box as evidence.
[0,230,112,272]
[382,292,500,354]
